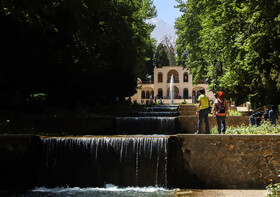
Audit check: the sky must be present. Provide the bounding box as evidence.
[153,0,182,25]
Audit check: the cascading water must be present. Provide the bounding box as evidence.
[38,137,170,188]
[115,105,179,134]
[19,99,180,196]
[115,117,177,134]
[169,74,174,105]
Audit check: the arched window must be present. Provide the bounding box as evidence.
[183,88,189,99]
[146,91,150,99]
[167,70,179,83]
[141,91,145,99]
[158,88,163,99]
[158,72,163,83]
[183,72,188,82]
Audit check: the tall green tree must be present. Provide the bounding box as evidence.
[175,0,280,107]
[138,39,157,80]
[0,0,156,109]
[154,43,170,67]
[162,36,177,66]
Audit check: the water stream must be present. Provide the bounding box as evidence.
[115,105,179,134]
[170,74,174,105]
[38,136,170,188]
[20,105,180,196]
[22,185,173,197]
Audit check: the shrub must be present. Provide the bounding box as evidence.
[229,110,242,116]
[210,122,280,134]
[266,174,280,197]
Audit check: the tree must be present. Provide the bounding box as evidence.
[138,40,157,80]
[154,43,170,67]
[162,36,177,66]
[175,0,280,107]
[0,0,157,110]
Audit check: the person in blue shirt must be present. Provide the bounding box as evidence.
[269,105,278,126]
[249,110,256,126]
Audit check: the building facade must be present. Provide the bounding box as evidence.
[131,66,215,104]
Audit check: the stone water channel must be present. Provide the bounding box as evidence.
[1,105,182,196]
[1,105,280,196]
[115,105,179,134]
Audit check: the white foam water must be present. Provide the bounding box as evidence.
[26,185,174,197]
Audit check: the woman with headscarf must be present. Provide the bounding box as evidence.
[212,91,229,134]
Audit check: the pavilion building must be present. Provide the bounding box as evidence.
[131,66,215,104]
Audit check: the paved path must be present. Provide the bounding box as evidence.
[175,189,269,197]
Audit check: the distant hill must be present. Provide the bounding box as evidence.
[147,18,177,45]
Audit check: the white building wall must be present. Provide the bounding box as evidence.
[131,66,215,104]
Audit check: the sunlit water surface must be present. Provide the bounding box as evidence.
[19,185,174,197]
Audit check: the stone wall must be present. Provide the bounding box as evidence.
[178,105,251,134]
[3,116,115,135]
[177,134,280,189]
[179,116,250,134]
[0,135,40,190]
[1,134,280,190]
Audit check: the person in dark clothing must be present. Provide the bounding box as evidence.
[269,105,278,126]
[263,105,270,122]
[249,110,256,126]
[254,108,263,126]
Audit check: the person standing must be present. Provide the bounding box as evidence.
[263,105,270,122]
[269,105,278,126]
[195,89,210,134]
[212,91,229,134]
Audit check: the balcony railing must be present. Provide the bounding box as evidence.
[140,81,153,84]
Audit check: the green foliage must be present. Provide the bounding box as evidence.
[138,40,157,80]
[0,0,156,110]
[211,122,280,134]
[229,110,242,116]
[175,0,280,107]
[154,43,170,67]
[266,181,280,197]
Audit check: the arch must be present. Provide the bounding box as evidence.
[183,72,189,82]
[183,88,189,99]
[192,87,205,103]
[167,86,179,98]
[146,91,150,99]
[141,91,145,99]
[167,70,179,83]
[158,88,163,99]
[158,72,163,83]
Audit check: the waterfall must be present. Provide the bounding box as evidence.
[170,74,174,105]
[137,112,179,117]
[115,117,178,134]
[115,105,179,135]
[38,137,169,188]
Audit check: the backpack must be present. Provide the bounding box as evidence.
[217,99,225,113]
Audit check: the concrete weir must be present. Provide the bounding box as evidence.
[1,134,279,190]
